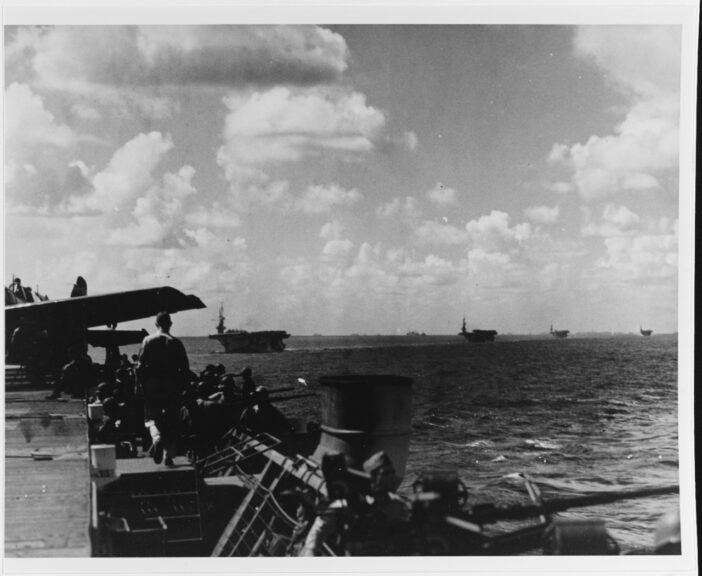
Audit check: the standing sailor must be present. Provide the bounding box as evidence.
[138,311,190,466]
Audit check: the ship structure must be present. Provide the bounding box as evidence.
[209,305,290,353]
[550,323,570,339]
[459,316,497,342]
[640,325,653,337]
[8,361,679,558]
[5,283,681,558]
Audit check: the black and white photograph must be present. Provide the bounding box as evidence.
[2,2,698,575]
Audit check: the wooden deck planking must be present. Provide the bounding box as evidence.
[4,388,91,557]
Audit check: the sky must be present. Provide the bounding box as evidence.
[2,18,692,336]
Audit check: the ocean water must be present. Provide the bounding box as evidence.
[124,333,680,552]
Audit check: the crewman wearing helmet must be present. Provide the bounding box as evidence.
[298,451,409,556]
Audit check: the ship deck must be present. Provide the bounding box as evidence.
[4,367,91,557]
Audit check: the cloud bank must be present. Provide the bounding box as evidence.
[548,26,680,201]
[8,25,349,91]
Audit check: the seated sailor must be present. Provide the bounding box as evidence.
[46,340,95,399]
[298,451,409,557]
[239,386,295,437]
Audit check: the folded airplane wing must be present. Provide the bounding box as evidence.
[5,286,206,334]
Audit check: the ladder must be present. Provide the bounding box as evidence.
[211,458,297,556]
[196,432,281,478]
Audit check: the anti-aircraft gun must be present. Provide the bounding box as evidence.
[311,457,677,556]
[305,375,680,556]
[190,374,680,558]
[407,470,679,555]
[314,463,680,556]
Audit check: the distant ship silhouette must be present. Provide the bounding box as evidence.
[550,323,569,339]
[459,317,497,342]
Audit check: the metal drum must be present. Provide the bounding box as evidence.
[312,374,413,486]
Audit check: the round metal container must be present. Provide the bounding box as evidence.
[312,374,413,485]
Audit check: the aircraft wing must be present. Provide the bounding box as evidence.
[86,329,150,348]
[5,286,206,333]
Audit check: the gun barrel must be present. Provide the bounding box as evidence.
[468,484,679,524]
[269,392,317,402]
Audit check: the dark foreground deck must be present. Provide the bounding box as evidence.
[4,373,91,557]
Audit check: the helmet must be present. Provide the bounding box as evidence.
[155,311,172,327]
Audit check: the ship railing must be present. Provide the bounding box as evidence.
[227,477,336,557]
[209,431,331,557]
[224,465,300,556]
[196,430,281,478]
[211,456,297,556]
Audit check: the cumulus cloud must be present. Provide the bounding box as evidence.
[124,247,213,288]
[376,196,421,220]
[550,98,678,200]
[397,254,460,286]
[319,220,353,262]
[341,243,464,295]
[70,102,102,121]
[602,203,640,229]
[322,239,354,262]
[462,246,538,296]
[118,229,252,293]
[548,26,680,200]
[466,248,511,270]
[4,83,88,210]
[5,83,76,149]
[525,204,560,224]
[320,220,345,240]
[28,128,246,253]
[582,203,641,237]
[465,210,532,252]
[65,132,173,214]
[107,165,197,247]
[426,182,457,206]
[596,228,678,281]
[185,203,242,230]
[414,220,468,246]
[574,26,681,98]
[217,87,385,211]
[296,184,362,214]
[219,87,385,171]
[347,244,390,287]
[5,25,350,125]
[276,242,469,334]
[7,25,348,92]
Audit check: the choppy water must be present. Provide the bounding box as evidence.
[125,333,680,552]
